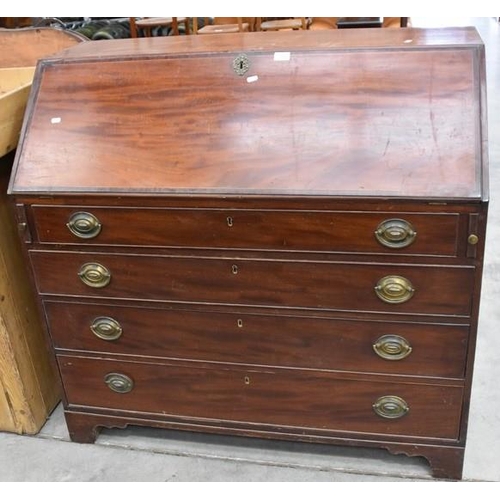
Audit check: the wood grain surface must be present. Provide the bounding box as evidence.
[0,156,59,433]
[8,27,489,479]
[11,29,484,199]
[30,250,475,316]
[46,301,469,378]
[58,354,464,440]
[32,205,461,256]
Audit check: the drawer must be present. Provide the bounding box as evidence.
[47,302,469,378]
[58,355,464,440]
[31,251,474,316]
[32,206,460,257]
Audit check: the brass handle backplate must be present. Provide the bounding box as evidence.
[104,373,134,394]
[375,275,414,304]
[67,212,102,239]
[78,262,111,288]
[373,395,409,419]
[375,219,416,249]
[91,316,122,341]
[373,335,412,360]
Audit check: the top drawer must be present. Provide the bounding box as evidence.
[31,206,460,257]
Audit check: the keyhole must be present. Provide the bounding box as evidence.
[237,319,243,328]
[232,264,238,275]
[244,376,250,385]
[227,216,233,227]
[240,61,244,70]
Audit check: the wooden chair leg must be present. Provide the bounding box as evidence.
[129,18,138,38]
[171,17,179,36]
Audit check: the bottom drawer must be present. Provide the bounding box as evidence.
[59,356,463,440]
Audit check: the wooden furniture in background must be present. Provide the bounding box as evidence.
[0,18,32,29]
[0,153,60,434]
[193,18,250,34]
[309,17,409,30]
[129,17,190,37]
[337,17,383,29]
[0,27,87,69]
[9,28,488,478]
[0,67,34,157]
[0,27,85,434]
[256,17,309,31]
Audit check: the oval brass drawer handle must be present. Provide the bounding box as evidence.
[373,334,412,360]
[78,262,111,288]
[91,316,122,341]
[104,373,134,394]
[375,275,414,304]
[67,212,102,239]
[375,219,416,249]
[373,395,409,419]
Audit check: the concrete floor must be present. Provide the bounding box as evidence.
[1,17,499,482]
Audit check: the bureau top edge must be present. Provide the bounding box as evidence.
[43,27,484,63]
[8,188,488,204]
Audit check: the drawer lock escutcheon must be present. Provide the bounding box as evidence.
[67,212,102,239]
[78,262,111,288]
[373,335,412,360]
[90,317,123,341]
[233,54,250,76]
[373,395,409,419]
[104,373,134,394]
[374,275,414,304]
[375,219,416,249]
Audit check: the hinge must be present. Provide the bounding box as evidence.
[15,204,31,244]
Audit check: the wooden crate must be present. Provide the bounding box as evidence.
[0,67,35,156]
[0,153,60,433]
[0,27,85,433]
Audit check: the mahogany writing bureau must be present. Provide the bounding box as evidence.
[9,27,488,479]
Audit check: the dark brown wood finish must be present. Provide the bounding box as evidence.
[58,355,464,440]
[62,408,466,480]
[32,205,461,256]
[10,33,483,200]
[9,28,488,480]
[46,302,469,378]
[30,251,475,316]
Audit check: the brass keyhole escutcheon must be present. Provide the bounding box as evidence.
[375,275,414,304]
[237,319,243,328]
[375,219,416,249]
[227,216,234,227]
[78,262,111,288]
[104,373,134,394]
[232,54,250,76]
[244,376,250,385]
[373,335,412,360]
[67,211,102,239]
[231,264,239,275]
[91,316,123,341]
[373,395,409,419]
